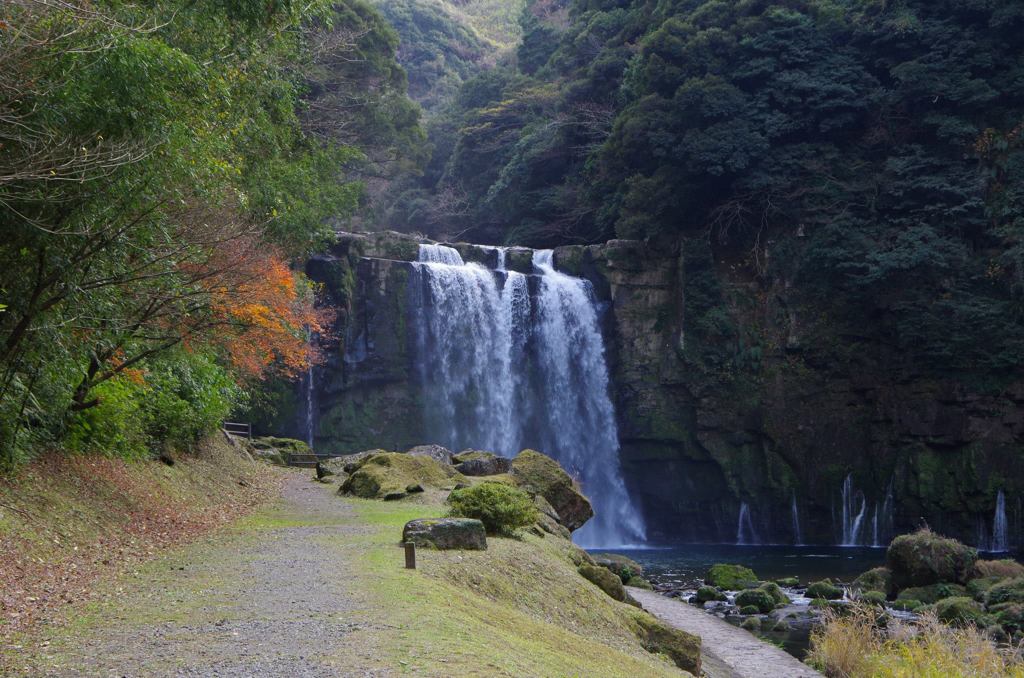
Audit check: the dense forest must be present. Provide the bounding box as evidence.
[0,0,424,466]
[381,0,1024,382]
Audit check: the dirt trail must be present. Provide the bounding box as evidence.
[16,473,393,677]
[628,587,823,678]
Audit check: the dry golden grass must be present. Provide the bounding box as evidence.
[975,558,1024,580]
[808,605,1024,678]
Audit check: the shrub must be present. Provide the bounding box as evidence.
[447,481,538,535]
[705,563,758,590]
[985,577,1024,607]
[66,377,150,459]
[807,579,843,600]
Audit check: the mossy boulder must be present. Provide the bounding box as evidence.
[319,449,384,476]
[853,567,893,597]
[629,577,654,590]
[739,605,761,615]
[984,577,1024,607]
[340,453,463,500]
[592,553,644,584]
[806,580,843,600]
[511,450,593,531]
[249,436,309,465]
[735,588,775,614]
[634,614,701,676]
[705,563,758,590]
[775,577,800,587]
[578,564,626,602]
[740,616,761,631]
[931,596,986,626]
[758,582,789,606]
[696,586,727,604]
[897,583,966,605]
[402,518,487,550]
[886,528,977,589]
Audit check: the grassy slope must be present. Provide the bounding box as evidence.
[0,436,279,639]
[349,496,686,676]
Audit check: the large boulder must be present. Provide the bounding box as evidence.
[735,588,775,614]
[340,453,463,500]
[705,563,758,590]
[853,567,894,597]
[592,553,644,583]
[249,436,309,465]
[406,444,454,465]
[886,528,977,589]
[402,518,486,550]
[634,614,701,676]
[511,449,593,531]
[320,449,385,476]
[579,564,626,602]
[453,452,512,477]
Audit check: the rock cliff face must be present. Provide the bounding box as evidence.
[305,231,1024,548]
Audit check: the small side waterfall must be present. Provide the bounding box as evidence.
[990,490,1009,552]
[736,503,761,545]
[411,244,645,547]
[791,493,803,546]
[840,474,867,546]
[871,479,895,547]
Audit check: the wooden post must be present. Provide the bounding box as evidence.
[404,541,416,570]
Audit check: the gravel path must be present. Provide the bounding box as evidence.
[19,473,393,677]
[628,588,823,678]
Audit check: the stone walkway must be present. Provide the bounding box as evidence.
[628,588,823,678]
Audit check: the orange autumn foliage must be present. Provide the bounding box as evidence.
[204,244,331,380]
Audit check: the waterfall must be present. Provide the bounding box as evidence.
[736,502,760,545]
[840,474,867,546]
[412,244,645,547]
[791,493,803,545]
[871,479,895,547]
[494,247,507,271]
[991,490,1009,552]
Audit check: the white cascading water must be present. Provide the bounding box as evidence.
[840,473,867,546]
[991,490,1009,552]
[736,502,760,545]
[412,244,645,547]
[871,479,895,547]
[304,365,315,449]
[791,493,803,546]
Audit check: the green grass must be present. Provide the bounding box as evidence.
[345,498,685,677]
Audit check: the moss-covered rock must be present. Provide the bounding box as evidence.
[853,567,893,597]
[984,577,1024,607]
[320,449,385,476]
[634,614,701,676]
[402,518,487,550]
[705,563,758,590]
[806,580,843,600]
[629,577,654,590]
[511,450,593,531]
[775,577,800,587]
[886,528,977,589]
[579,564,626,602]
[758,582,789,606]
[696,586,727,603]
[592,553,644,584]
[739,605,761,615]
[931,596,986,626]
[453,452,512,477]
[897,583,967,604]
[735,588,775,614]
[250,436,308,465]
[340,453,463,500]
[740,616,762,631]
